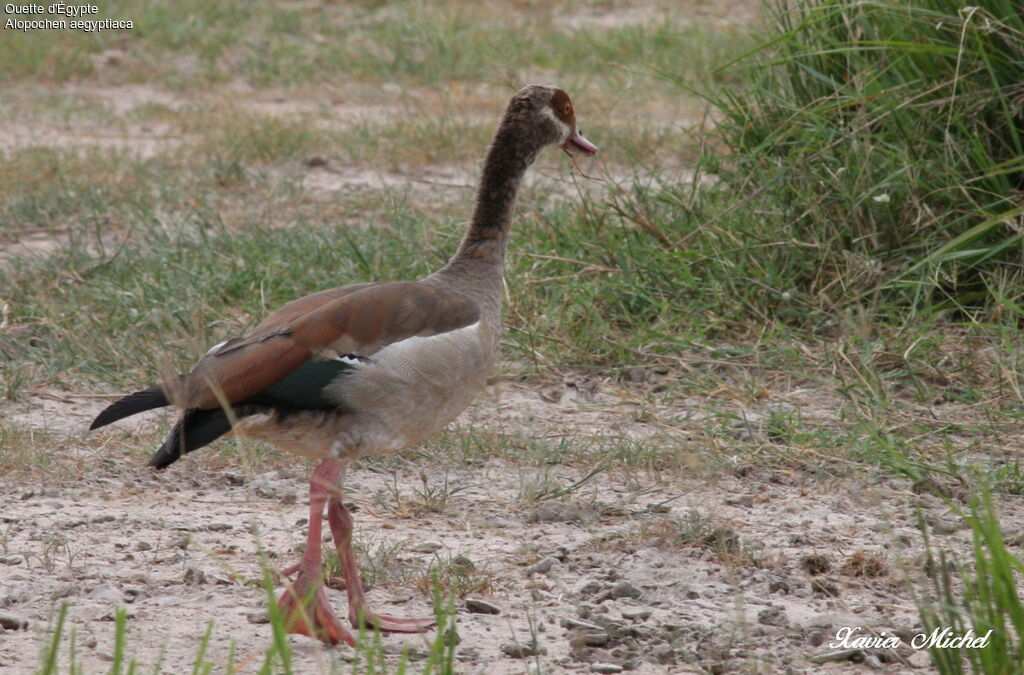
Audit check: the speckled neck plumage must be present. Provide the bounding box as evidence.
[442,109,546,274]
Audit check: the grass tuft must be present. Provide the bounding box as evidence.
[916,488,1024,673]
[687,0,1024,319]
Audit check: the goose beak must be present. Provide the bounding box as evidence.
[563,129,597,156]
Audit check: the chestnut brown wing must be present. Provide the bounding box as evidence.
[167,281,480,410]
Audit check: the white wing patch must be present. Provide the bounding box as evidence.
[328,320,489,414]
[205,340,228,356]
[372,321,482,367]
[367,321,486,389]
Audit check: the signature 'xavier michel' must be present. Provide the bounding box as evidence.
[90,85,597,646]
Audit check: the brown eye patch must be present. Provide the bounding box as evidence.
[550,88,574,122]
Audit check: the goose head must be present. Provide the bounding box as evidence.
[506,85,598,157]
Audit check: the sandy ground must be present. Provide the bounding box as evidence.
[2,375,1017,673]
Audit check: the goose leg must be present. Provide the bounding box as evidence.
[326,499,437,633]
[278,460,356,646]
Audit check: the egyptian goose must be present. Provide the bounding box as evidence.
[90,85,596,646]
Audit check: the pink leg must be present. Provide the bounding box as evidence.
[277,460,356,646]
[326,499,436,633]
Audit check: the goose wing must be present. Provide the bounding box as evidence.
[166,281,480,410]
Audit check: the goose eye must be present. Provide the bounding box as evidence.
[563,103,572,116]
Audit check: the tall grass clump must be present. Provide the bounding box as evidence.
[916,489,1024,673]
[701,0,1024,320]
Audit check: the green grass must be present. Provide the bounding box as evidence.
[0,200,448,387]
[36,566,460,674]
[686,0,1024,318]
[0,0,1020,487]
[0,0,747,92]
[916,489,1024,674]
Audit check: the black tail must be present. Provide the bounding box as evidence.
[148,407,235,469]
[91,386,169,430]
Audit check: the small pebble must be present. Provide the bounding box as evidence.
[591,664,623,674]
[88,585,125,605]
[524,557,557,575]
[529,501,596,524]
[500,642,539,658]
[621,608,651,621]
[135,541,152,552]
[929,518,962,535]
[51,584,76,599]
[0,613,28,630]
[99,608,136,622]
[465,599,501,615]
[808,648,865,664]
[725,495,755,508]
[411,542,443,554]
[246,610,270,624]
[652,643,674,663]
[626,368,646,384]
[607,581,641,600]
[542,547,568,562]
[583,631,610,647]
[757,607,787,627]
[123,588,146,604]
[183,567,207,585]
[253,475,295,502]
[563,618,604,632]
